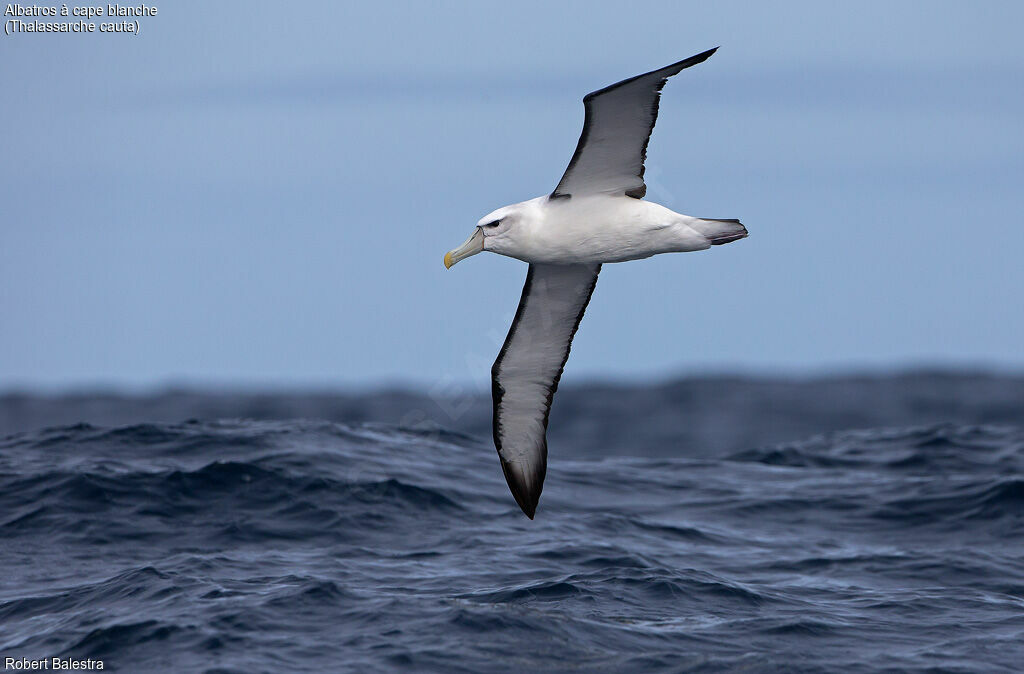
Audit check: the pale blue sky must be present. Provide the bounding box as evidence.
[2,1,1023,389]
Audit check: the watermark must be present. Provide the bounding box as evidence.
[395,299,516,441]
[4,3,157,36]
[3,657,104,670]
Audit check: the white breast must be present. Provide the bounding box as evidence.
[503,195,710,265]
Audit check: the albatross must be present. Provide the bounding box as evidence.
[444,47,747,519]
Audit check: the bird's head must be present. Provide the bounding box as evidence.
[443,204,527,269]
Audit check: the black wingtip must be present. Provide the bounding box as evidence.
[579,46,722,106]
[691,46,718,64]
[657,47,718,77]
[500,459,543,520]
[511,487,538,518]
[509,477,540,520]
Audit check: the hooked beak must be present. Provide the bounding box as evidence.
[443,227,484,269]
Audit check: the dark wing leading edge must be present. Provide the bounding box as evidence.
[491,263,601,518]
[550,47,718,200]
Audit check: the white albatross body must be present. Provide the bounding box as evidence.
[478,194,726,265]
[444,47,747,519]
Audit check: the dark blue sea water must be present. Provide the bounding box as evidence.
[2,373,1023,673]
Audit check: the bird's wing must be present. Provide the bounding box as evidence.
[550,47,717,200]
[491,262,601,518]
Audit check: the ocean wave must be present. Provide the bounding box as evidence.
[728,424,1024,472]
[1,412,1022,672]
[873,476,1024,523]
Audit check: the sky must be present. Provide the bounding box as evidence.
[2,1,1023,390]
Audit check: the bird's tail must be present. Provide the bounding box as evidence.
[692,218,748,246]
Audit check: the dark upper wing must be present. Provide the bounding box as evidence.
[550,47,717,200]
[491,263,601,518]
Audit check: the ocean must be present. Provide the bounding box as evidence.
[1,372,1023,672]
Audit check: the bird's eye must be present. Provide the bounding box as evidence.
[483,220,501,228]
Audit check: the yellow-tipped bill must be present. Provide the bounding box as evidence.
[443,227,484,269]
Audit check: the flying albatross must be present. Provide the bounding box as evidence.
[444,47,747,519]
